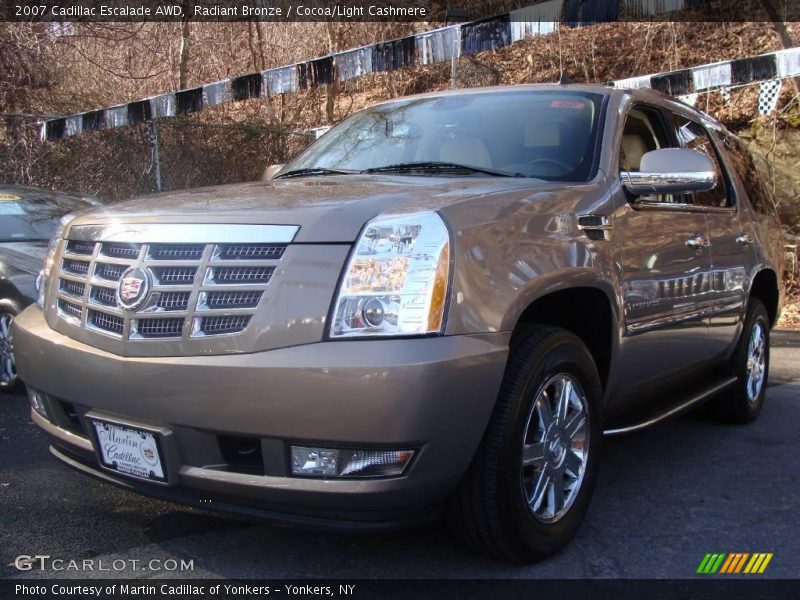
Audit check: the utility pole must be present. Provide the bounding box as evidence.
[445,3,469,89]
[147,120,162,193]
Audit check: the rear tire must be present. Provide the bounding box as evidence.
[446,326,602,563]
[711,299,769,424]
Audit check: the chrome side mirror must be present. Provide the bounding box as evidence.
[309,126,332,139]
[262,164,286,181]
[621,148,716,197]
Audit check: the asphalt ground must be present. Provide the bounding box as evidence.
[2,333,798,580]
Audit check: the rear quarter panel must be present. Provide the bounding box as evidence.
[709,123,786,321]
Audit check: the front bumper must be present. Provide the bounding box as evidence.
[14,306,509,529]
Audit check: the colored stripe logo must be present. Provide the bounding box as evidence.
[697,553,773,574]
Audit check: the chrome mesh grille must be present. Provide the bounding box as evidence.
[96,263,126,281]
[53,231,288,342]
[153,266,197,284]
[157,291,191,311]
[90,286,117,307]
[88,309,124,335]
[102,243,140,259]
[208,266,274,284]
[216,244,285,260]
[66,240,94,255]
[204,290,262,309]
[149,244,205,260]
[63,258,90,275]
[60,279,85,298]
[58,298,82,320]
[135,318,184,338]
[196,315,252,335]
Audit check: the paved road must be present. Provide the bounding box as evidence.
[2,336,799,580]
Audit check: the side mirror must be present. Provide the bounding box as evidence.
[620,148,716,197]
[262,164,285,181]
[309,126,332,139]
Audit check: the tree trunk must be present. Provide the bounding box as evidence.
[757,0,798,94]
[247,21,261,71]
[325,23,343,124]
[757,0,795,48]
[177,17,191,89]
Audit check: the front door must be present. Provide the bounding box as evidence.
[666,114,755,359]
[611,104,717,408]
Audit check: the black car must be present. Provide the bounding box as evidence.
[0,186,101,390]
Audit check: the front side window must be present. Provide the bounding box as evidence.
[282,91,605,182]
[619,107,672,169]
[667,114,732,208]
[619,106,676,203]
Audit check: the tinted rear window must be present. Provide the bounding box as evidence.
[717,133,777,218]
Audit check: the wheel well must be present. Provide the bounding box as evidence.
[750,269,779,327]
[512,287,614,390]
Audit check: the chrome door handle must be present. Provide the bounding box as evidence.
[686,235,710,249]
[736,233,754,246]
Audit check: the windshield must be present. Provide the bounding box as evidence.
[0,191,97,242]
[284,90,605,181]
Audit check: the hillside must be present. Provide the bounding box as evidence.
[1,19,798,324]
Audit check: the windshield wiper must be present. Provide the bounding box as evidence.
[273,167,358,179]
[361,161,523,178]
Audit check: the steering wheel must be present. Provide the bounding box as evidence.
[527,158,573,174]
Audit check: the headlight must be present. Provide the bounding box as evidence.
[36,213,74,309]
[330,211,451,338]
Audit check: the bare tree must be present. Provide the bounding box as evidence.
[178,17,192,89]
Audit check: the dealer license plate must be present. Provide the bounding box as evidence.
[91,420,167,482]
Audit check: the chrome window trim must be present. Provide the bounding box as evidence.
[631,201,737,215]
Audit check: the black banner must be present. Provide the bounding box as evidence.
[3,579,800,600]
[3,0,800,22]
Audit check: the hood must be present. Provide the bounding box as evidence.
[0,240,48,275]
[65,175,552,243]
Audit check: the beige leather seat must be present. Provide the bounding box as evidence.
[439,136,493,168]
[621,134,649,171]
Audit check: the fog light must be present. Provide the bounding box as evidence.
[28,388,48,419]
[291,446,414,478]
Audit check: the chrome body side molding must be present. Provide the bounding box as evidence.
[603,376,737,436]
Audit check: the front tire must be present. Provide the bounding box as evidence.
[712,299,770,424]
[446,326,602,563]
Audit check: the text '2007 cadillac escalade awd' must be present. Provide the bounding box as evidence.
[14,85,784,563]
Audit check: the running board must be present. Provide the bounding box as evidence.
[603,376,737,436]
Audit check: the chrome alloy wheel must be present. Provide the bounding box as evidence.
[0,311,16,386]
[746,321,766,403]
[521,374,589,523]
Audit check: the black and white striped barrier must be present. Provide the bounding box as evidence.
[613,48,800,114]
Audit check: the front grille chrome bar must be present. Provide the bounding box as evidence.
[67,223,298,244]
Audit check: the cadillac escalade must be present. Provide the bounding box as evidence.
[14,85,784,562]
